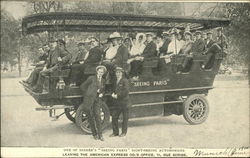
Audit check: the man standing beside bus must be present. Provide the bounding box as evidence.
[78,65,107,141]
[110,67,130,137]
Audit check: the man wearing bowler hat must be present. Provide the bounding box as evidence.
[110,67,130,137]
[78,65,107,141]
[32,38,71,93]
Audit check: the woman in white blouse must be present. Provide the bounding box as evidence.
[127,33,146,80]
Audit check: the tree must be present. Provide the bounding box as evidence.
[1,10,19,69]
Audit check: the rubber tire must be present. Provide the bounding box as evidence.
[183,94,209,125]
[75,102,110,134]
[65,108,76,123]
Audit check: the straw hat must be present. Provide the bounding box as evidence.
[109,32,122,39]
[96,65,107,72]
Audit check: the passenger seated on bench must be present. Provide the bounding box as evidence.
[72,36,103,82]
[103,32,129,84]
[177,31,194,73]
[216,27,228,50]
[69,40,90,86]
[23,45,49,86]
[129,32,157,81]
[32,39,72,93]
[190,31,206,54]
[201,32,222,69]
[159,31,171,57]
[127,33,146,79]
[160,28,183,63]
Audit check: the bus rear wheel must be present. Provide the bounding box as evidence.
[75,102,110,134]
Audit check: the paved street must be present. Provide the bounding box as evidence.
[1,77,249,148]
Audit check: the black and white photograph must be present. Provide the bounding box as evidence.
[1,0,249,157]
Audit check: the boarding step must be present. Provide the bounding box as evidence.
[35,105,74,111]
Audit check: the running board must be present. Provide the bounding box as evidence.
[35,105,74,111]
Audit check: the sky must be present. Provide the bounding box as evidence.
[1,1,218,20]
[1,1,28,20]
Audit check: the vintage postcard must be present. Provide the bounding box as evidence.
[1,0,249,157]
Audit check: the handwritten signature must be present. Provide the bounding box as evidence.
[194,147,249,157]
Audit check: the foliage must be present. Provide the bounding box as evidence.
[1,10,19,65]
[225,3,250,66]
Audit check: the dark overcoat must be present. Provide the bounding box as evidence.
[206,39,215,49]
[191,38,206,54]
[47,47,71,68]
[80,75,105,110]
[84,46,103,64]
[71,50,87,64]
[112,44,129,71]
[159,38,171,55]
[113,77,130,108]
[142,41,157,58]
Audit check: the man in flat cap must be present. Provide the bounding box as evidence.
[110,67,130,137]
[32,38,71,93]
[78,65,107,141]
[190,31,206,54]
[69,40,90,86]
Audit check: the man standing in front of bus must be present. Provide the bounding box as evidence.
[110,67,130,137]
[79,65,107,141]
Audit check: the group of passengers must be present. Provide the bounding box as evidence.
[23,27,227,93]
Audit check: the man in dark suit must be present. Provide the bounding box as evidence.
[141,32,157,59]
[206,32,215,49]
[79,65,106,141]
[32,39,71,93]
[202,32,221,69]
[110,67,130,137]
[110,32,129,72]
[191,31,206,54]
[69,40,90,86]
[159,31,171,56]
[85,37,103,64]
[69,37,103,86]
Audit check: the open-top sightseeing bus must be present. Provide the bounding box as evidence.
[21,12,230,134]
